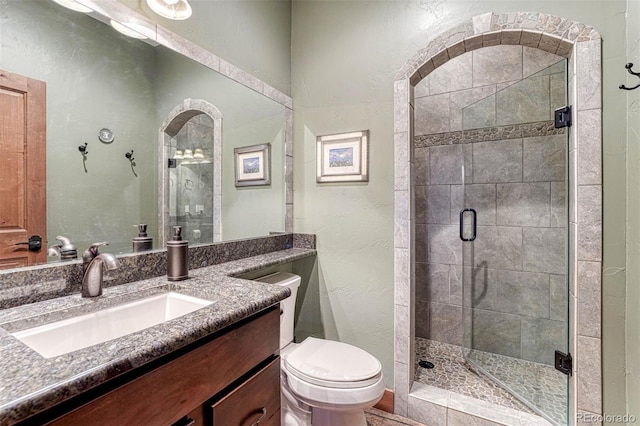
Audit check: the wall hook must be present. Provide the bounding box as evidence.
[78,143,88,173]
[125,150,137,177]
[619,63,640,91]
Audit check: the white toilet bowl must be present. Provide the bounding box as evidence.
[280,338,385,425]
[256,273,385,426]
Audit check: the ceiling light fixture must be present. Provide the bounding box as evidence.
[51,0,93,13]
[109,19,148,40]
[146,0,192,21]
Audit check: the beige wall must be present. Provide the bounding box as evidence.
[292,1,628,409]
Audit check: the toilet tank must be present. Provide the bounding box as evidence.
[255,272,301,349]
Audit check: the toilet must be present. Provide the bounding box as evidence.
[256,272,385,426]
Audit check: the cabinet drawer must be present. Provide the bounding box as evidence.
[211,358,280,426]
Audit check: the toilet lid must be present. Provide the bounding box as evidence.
[284,337,382,389]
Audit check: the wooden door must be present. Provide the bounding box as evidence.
[0,69,46,269]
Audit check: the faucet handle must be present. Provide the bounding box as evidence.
[84,241,108,259]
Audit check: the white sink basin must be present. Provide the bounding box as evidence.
[12,292,213,358]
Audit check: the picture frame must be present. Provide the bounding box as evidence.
[316,130,369,183]
[234,143,271,187]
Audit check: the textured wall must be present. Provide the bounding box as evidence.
[292,0,627,398]
[626,0,640,418]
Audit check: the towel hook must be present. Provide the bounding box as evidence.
[619,63,640,91]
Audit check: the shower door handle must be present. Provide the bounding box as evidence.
[459,208,477,241]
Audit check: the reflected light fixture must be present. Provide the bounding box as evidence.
[193,148,205,159]
[146,0,192,20]
[51,0,93,13]
[109,20,148,40]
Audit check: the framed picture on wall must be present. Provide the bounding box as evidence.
[234,143,271,187]
[316,130,369,183]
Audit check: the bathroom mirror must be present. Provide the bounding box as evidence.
[0,0,286,268]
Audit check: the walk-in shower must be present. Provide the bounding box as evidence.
[393,12,603,426]
[413,45,569,424]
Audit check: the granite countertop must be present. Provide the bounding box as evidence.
[0,248,315,425]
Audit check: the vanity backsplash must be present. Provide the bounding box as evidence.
[0,233,316,310]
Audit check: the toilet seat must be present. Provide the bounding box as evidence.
[283,337,382,389]
[283,365,385,410]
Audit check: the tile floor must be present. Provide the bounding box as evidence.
[365,408,426,426]
[466,348,566,424]
[415,338,567,425]
[365,338,564,425]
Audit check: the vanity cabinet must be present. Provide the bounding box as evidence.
[180,358,280,426]
[45,306,280,426]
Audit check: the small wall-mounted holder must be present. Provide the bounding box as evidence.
[98,128,115,143]
[619,63,640,91]
[78,142,88,155]
[78,142,89,173]
[125,150,137,177]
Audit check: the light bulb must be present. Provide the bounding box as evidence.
[146,0,192,20]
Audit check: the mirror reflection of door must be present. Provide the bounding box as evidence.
[0,69,46,269]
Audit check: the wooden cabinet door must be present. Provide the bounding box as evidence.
[211,358,280,426]
[0,69,46,269]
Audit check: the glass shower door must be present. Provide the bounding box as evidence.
[460,59,570,425]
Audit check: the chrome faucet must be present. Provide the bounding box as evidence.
[82,242,120,298]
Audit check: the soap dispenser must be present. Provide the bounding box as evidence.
[132,224,153,252]
[167,226,188,281]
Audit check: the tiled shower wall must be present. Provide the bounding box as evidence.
[414,45,568,365]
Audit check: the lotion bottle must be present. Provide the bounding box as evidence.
[167,226,188,281]
[132,224,153,252]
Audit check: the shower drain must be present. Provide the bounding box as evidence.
[418,360,435,369]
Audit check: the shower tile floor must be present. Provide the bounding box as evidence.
[415,338,567,425]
